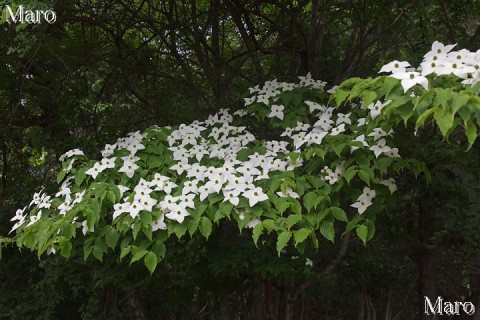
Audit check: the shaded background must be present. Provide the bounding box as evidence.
[1,0,480,319]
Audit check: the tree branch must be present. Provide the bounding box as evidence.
[291,231,351,303]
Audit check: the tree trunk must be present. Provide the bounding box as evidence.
[418,197,438,320]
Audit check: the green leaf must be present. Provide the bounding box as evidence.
[289,199,302,215]
[57,169,67,184]
[130,249,149,265]
[195,203,208,216]
[414,90,435,115]
[83,241,93,261]
[345,215,363,234]
[452,94,471,114]
[92,245,105,262]
[434,107,454,136]
[398,103,414,125]
[61,222,75,239]
[187,216,200,236]
[358,169,371,185]
[286,214,302,229]
[381,77,400,98]
[332,143,345,156]
[151,241,166,261]
[376,157,394,174]
[75,167,88,186]
[365,219,376,241]
[237,148,252,161]
[434,88,452,108]
[262,219,278,232]
[303,191,318,212]
[293,228,311,246]
[199,217,213,240]
[252,223,263,247]
[276,231,292,255]
[289,152,300,162]
[330,207,348,222]
[314,148,326,159]
[107,190,117,204]
[291,93,303,106]
[273,197,290,214]
[415,108,436,129]
[59,238,72,258]
[120,246,131,260]
[361,90,377,106]
[356,224,368,244]
[144,252,158,274]
[171,223,188,239]
[219,202,233,218]
[333,88,350,106]
[344,166,357,184]
[105,228,119,249]
[320,221,335,242]
[466,121,477,149]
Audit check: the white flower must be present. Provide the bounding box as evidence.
[368,101,385,120]
[369,139,391,157]
[243,187,268,207]
[59,149,84,162]
[118,160,139,178]
[126,140,145,155]
[152,214,167,231]
[314,115,334,131]
[305,258,313,267]
[178,193,196,210]
[165,205,190,223]
[170,161,191,175]
[11,207,26,222]
[245,218,261,228]
[351,187,375,214]
[305,101,325,113]
[81,220,93,235]
[26,211,42,228]
[223,189,240,206]
[292,132,308,149]
[101,157,116,169]
[73,190,85,204]
[424,41,456,59]
[330,123,346,136]
[276,187,299,198]
[379,178,397,193]
[135,194,157,212]
[182,179,199,195]
[336,112,351,125]
[368,128,389,141]
[101,144,117,157]
[351,134,369,152]
[113,202,131,220]
[204,174,224,193]
[281,127,294,137]
[306,131,328,146]
[117,185,130,198]
[85,162,107,180]
[390,71,428,93]
[159,195,179,212]
[379,60,411,74]
[268,105,285,120]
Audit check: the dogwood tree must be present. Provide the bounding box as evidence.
[5,41,480,274]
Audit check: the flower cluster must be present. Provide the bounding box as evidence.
[380,41,480,92]
[19,40,473,266]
